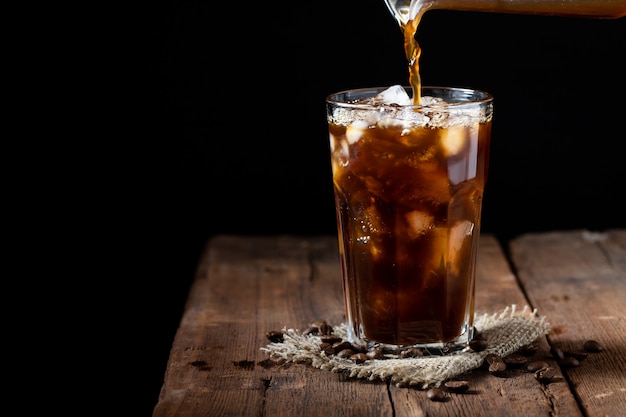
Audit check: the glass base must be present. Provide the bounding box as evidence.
[347,324,474,357]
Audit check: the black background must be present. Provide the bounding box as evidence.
[137,1,625,414]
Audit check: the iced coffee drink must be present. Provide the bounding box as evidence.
[327,85,493,349]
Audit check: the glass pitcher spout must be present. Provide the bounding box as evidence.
[384,0,626,28]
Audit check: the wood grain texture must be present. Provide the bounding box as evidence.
[509,229,626,417]
[152,232,625,416]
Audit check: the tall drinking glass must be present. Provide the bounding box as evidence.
[326,85,493,353]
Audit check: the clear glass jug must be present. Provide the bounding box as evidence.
[385,0,626,28]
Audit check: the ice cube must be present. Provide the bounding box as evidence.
[329,134,350,174]
[405,210,434,239]
[371,85,412,106]
[353,199,386,260]
[346,119,369,144]
[420,95,443,106]
[450,221,474,252]
[448,220,474,274]
[441,125,468,157]
[377,116,413,131]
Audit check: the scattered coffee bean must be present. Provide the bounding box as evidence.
[336,348,356,359]
[472,329,486,340]
[526,360,550,372]
[484,353,503,365]
[444,380,469,393]
[266,330,284,343]
[550,346,565,360]
[309,320,326,328]
[426,388,446,401]
[469,339,488,352]
[332,341,353,352]
[484,354,505,373]
[583,340,604,353]
[488,360,507,375]
[535,366,557,383]
[366,347,385,360]
[308,320,333,335]
[400,347,424,358]
[564,351,588,362]
[318,322,333,336]
[503,353,528,367]
[558,357,580,368]
[302,326,318,336]
[350,353,367,364]
[319,342,336,355]
[350,343,374,353]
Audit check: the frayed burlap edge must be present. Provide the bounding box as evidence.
[260,304,550,389]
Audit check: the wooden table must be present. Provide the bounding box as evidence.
[152,230,626,417]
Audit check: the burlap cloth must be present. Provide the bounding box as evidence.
[261,304,550,389]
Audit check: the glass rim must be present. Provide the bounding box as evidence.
[326,85,493,109]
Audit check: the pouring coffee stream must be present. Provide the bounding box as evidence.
[384,0,626,104]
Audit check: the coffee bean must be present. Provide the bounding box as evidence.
[319,342,335,355]
[266,330,284,343]
[336,348,355,359]
[366,347,385,360]
[489,360,507,375]
[484,353,503,365]
[350,353,367,364]
[444,380,469,393]
[550,346,565,360]
[535,366,557,383]
[472,329,486,340]
[558,357,580,368]
[503,353,528,367]
[309,319,327,328]
[583,340,604,353]
[349,342,367,353]
[426,388,446,401]
[526,360,549,372]
[318,322,333,336]
[564,351,589,361]
[469,339,488,352]
[302,326,318,336]
[332,341,353,352]
[400,347,424,358]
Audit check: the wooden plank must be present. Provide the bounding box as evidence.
[509,229,626,417]
[153,234,583,417]
[152,235,390,417]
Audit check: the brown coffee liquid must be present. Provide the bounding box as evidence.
[329,101,491,345]
[404,16,422,104]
